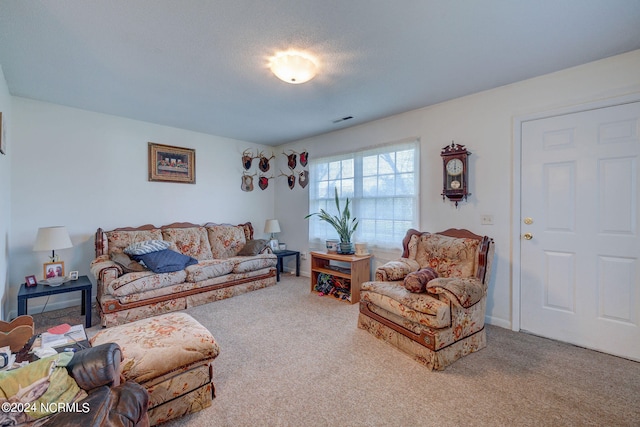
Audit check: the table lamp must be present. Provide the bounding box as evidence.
[33,226,73,262]
[264,219,281,249]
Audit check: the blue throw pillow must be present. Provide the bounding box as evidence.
[131,249,198,273]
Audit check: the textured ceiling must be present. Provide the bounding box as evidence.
[1,1,639,146]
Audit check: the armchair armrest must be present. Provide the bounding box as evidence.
[374,258,420,281]
[427,277,485,308]
[66,343,122,390]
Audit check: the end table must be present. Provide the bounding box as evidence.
[17,275,93,328]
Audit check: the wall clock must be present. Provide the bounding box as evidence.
[441,141,471,207]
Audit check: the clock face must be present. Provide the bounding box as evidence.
[446,158,464,176]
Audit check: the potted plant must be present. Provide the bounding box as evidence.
[305,188,359,254]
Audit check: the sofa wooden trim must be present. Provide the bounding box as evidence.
[100,269,276,313]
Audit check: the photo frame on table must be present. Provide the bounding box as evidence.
[25,275,38,288]
[43,261,65,279]
[69,271,79,280]
[148,142,196,184]
[269,239,279,251]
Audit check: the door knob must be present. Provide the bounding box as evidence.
[523,232,533,240]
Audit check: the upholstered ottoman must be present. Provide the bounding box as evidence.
[90,312,220,425]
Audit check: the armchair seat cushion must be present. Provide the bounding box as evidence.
[361,281,450,328]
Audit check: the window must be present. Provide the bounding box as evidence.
[308,139,419,250]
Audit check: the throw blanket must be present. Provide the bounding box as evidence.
[0,352,86,425]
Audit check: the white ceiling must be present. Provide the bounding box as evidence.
[1,1,640,146]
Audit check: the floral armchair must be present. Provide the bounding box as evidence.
[358,228,494,370]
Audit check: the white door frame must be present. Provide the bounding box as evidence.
[511,92,640,332]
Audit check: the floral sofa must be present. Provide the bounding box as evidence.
[91,221,277,327]
[358,228,494,370]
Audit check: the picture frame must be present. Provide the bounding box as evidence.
[43,261,65,280]
[148,142,196,184]
[269,239,279,252]
[69,271,79,280]
[25,275,38,288]
[0,112,6,155]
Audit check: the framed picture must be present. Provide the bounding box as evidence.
[269,239,279,251]
[0,112,6,155]
[25,275,38,288]
[43,261,65,279]
[148,142,195,184]
[69,271,79,280]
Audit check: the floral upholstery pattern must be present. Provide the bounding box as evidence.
[374,258,419,281]
[90,313,219,425]
[361,281,450,328]
[97,274,275,327]
[162,227,214,261]
[427,277,485,308]
[92,221,277,327]
[228,254,277,273]
[207,224,246,259]
[415,233,479,278]
[107,270,188,297]
[358,228,493,370]
[106,229,163,255]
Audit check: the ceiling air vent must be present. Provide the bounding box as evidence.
[332,116,353,124]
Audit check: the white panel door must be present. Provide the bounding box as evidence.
[521,102,640,361]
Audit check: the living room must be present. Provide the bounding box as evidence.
[1,2,640,425]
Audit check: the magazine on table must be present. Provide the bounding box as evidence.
[40,324,87,348]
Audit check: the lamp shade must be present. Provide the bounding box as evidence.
[33,226,73,252]
[264,219,281,234]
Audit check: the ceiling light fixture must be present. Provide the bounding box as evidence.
[269,51,318,84]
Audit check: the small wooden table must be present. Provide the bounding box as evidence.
[273,249,300,281]
[310,251,371,304]
[17,275,93,328]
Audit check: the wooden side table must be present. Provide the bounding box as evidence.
[17,275,93,328]
[310,251,371,304]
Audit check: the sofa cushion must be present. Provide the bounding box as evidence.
[415,233,480,278]
[110,252,148,273]
[161,227,213,261]
[228,254,277,273]
[108,270,188,297]
[404,267,438,293]
[132,249,198,273]
[106,229,163,256]
[207,224,246,258]
[361,281,450,328]
[237,239,268,256]
[185,259,235,282]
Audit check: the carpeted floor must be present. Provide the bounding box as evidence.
[32,275,640,427]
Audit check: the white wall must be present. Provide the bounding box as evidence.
[276,49,640,328]
[0,67,12,320]
[7,98,275,318]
